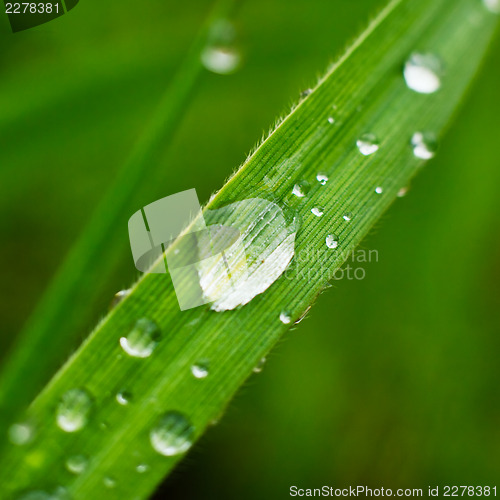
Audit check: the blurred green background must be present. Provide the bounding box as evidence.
[1,0,499,498]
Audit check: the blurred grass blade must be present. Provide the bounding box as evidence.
[1,0,498,499]
[0,0,239,429]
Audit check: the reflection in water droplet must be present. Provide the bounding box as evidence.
[65,455,88,475]
[150,412,195,456]
[8,422,34,446]
[292,180,311,198]
[56,389,92,433]
[327,116,335,124]
[326,234,339,249]
[116,391,132,406]
[397,187,409,198]
[136,464,149,474]
[404,53,442,94]
[280,311,292,324]
[356,133,380,156]
[311,207,324,217]
[253,357,266,373]
[316,172,329,185]
[343,212,353,222]
[375,186,383,194]
[411,132,437,159]
[191,361,209,379]
[120,318,160,358]
[110,289,130,310]
[103,477,116,489]
[483,0,500,13]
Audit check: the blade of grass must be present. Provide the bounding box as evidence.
[1,0,497,498]
[0,0,239,430]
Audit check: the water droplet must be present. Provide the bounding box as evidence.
[253,357,266,373]
[356,133,380,156]
[8,422,34,446]
[292,180,310,198]
[397,186,409,198]
[311,207,324,217]
[120,318,160,358]
[280,311,292,324]
[103,477,116,489]
[411,131,437,159]
[375,186,383,194]
[201,19,240,75]
[116,391,132,406]
[326,234,339,249]
[56,389,92,433]
[65,455,88,475]
[404,53,442,94]
[110,289,130,310]
[316,172,329,185]
[191,361,209,379]
[300,88,312,98]
[483,0,500,13]
[343,212,353,222]
[136,464,149,474]
[150,412,195,457]
[327,116,335,124]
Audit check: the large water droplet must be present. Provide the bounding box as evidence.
[326,234,339,249]
[150,412,195,457]
[116,391,132,406]
[404,53,442,94]
[316,172,329,185]
[120,318,160,358]
[411,131,437,159]
[8,422,34,446]
[311,207,324,217]
[292,180,310,198]
[191,361,209,379]
[280,311,292,324]
[356,133,380,156]
[56,389,92,433]
[65,455,88,475]
[483,0,500,13]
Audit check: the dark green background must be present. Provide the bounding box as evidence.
[0,0,499,498]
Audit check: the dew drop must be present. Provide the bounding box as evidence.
[103,477,116,489]
[397,186,409,198]
[483,0,500,13]
[120,318,160,358]
[292,180,310,198]
[327,116,335,124]
[300,88,312,98]
[375,186,383,194]
[311,206,324,217]
[326,234,339,249]
[116,391,132,406]
[191,361,209,379]
[253,357,266,373]
[316,172,329,185]
[56,389,92,433]
[403,53,442,94]
[279,311,292,324]
[150,412,195,457]
[201,47,240,74]
[110,289,130,310]
[8,422,34,446]
[356,133,380,156]
[343,212,353,222]
[411,131,437,160]
[65,455,88,475]
[136,464,149,474]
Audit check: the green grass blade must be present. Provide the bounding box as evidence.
[0,0,239,427]
[1,0,498,498]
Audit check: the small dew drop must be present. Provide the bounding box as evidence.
[343,212,353,222]
[8,422,34,446]
[191,361,210,379]
[316,172,329,185]
[120,318,160,358]
[311,207,324,217]
[110,289,130,310]
[483,0,500,13]
[403,53,442,94]
[327,116,335,124]
[253,357,266,373]
[150,412,195,457]
[375,186,383,194]
[326,234,339,249]
[300,88,312,98]
[411,131,437,160]
[356,133,380,156]
[136,464,149,474]
[103,477,116,489]
[201,47,240,75]
[292,180,310,198]
[116,391,132,406]
[280,311,292,324]
[56,389,92,433]
[397,186,409,198]
[65,455,88,475]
